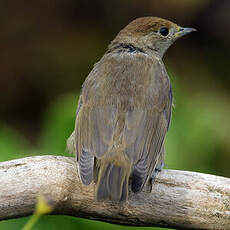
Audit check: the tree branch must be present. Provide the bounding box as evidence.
[0,155,229,229]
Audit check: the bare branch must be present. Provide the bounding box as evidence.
[0,155,229,229]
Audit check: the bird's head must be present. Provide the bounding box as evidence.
[111,17,196,58]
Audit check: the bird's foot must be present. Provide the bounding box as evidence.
[146,162,165,192]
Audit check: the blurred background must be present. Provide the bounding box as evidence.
[1,0,230,229]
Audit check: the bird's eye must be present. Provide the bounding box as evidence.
[159,27,169,37]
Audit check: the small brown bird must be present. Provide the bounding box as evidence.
[67,17,195,202]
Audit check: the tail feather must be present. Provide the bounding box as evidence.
[96,163,130,202]
[96,163,112,200]
[120,176,128,201]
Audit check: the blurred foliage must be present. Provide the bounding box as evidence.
[39,93,78,155]
[0,124,28,161]
[22,195,53,230]
[1,0,230,229]
[0,216,170,230]
[166,71,230,177]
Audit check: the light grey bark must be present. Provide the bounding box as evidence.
[0,155,229,229]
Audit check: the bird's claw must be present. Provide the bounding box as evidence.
[146,161,165,192]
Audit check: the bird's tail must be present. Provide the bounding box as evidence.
[96,162,131,202]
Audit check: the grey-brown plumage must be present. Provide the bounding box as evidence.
[67,17,196,202]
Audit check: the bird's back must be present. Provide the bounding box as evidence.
[82,52,169,111]
[72,51,172,201]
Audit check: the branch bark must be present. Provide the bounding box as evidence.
[0,155,229,229]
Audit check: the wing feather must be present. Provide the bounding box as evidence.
[124,109,169,192]
[75,105,116,159]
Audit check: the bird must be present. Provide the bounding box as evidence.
[67,16,196,202]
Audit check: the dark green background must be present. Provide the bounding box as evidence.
[1,0,230,229]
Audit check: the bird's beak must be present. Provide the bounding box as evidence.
[175,27,197,38]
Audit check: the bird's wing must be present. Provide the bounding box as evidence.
[75,103,118,185]
[122,59,172,192]
[124,105,171,193]
[75,104,116,159]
